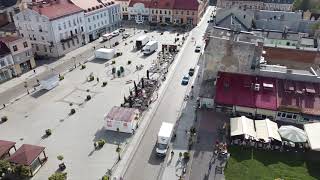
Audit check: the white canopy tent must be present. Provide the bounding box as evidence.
[304,123,320,151]
[278,125,307,143]
[230,116,256,139]
[255,119,282,142]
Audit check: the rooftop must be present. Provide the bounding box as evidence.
[105,106,139,122]
[128,0,199,10]
[0,41,11,57]
[0,140,15,158]
[215,71,320,116]
[0,0,18,10]
[70,0,116,13]
[8,144,45,166]
[31,0,83,20]
[0,35,21,43]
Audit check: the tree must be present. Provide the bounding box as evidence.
[48,172,67,180]
[117,70,121,77]
[120,66,124,73]
[112,67,116,74]
[14,165,31,178]
[0,160,11,175]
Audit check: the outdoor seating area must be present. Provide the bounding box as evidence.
[0,141,47,177]
[230,116,309,152]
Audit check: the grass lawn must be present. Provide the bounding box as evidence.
[224,146,320,180]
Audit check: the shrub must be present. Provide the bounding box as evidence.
[117,70,121,77]
[86,95,91,101]
[98,139,106,147]
[112,67,116,74]
[120,66,124,73]
[81,64,86,70]
[102,175,109,180]
[86,89,90,92]
[183,152,190,160]
[69,103,73,106]
[45,129,52,136]
[88,75,94,82]
[112,60,116,64]
[1,116,8,122]
[127,60,132,65]
[48,172,67,180]
[70,108,76,115]
[57,155,64,161]
[102,81,107,87]
[59,76,64,81]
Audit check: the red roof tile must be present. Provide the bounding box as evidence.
[8,144,45,166]
[0,140,16,158]
[32,0,83,20]
[173,0,199,10]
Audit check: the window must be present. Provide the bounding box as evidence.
[168,11,171,15]
[152,10,154,14]
[281,113,286,118]
[21,33,24,37]
[293,115,297,119]
[81,26,84,32]
[73,19,76,26]
[68,20,71,27]
[100,14,103,18]
[104,12,106,16]
[58,24,62,30]
[62,43,66,50]
[79,17,82,23]
[88,18,91,22]
[23,42,28,48]
[63,22,66,29]
[26,51,30,57]
[89,26,91,31]
[76,37,79,44]
[192,11,195,15]
[71,39,75,46]
[35,44,39,51]
[97,15,99,20]
[286,114,293,119]
[13,45,18,52]
[277,112,281,117]
[44,45,47,52]
[94,24,96,28]
[160,10,162,14]
[67,41,70,48]
[187,11,189,15]
[165,10,167,15]
[181,11,184,15]
[98,22,100,27]
[75,29,78,34]
[93,16,95,20]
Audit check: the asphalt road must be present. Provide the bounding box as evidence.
[124,7,214,180]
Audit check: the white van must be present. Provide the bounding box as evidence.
[143,41,158,55]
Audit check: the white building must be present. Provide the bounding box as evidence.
[114,0,129,20]
[13,0,85,58]
[71,0,121,43]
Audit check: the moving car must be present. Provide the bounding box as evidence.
[181,75,190,85]
[111,30,120,37]
[102,33,113,41]
[119,28,125,32]
[195,45,201,53]
[188,68,195,76]
[122,33,130,39]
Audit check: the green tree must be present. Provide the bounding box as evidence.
[0,160,11,175]
[48,172,67,180]
[14,165,31,178]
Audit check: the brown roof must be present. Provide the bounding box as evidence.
[0,36,21,43]
[0,140,15,158]
[8,144,45,166]
[32,0,83,20]
[173,0,199,10]
[105,106,139,122]
[129,0,199,10]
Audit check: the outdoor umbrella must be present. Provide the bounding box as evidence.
[278,125,307,143]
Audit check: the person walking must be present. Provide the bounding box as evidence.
[171,150,174,158]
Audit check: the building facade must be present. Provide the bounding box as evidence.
[0,36,36,76]
[0,42,15,82]
[13,0,86,58]
[71,0,121,43]
[127,0,206,26]
[216,0,294,11]
[0,0,21,27]
[115,0,129,20]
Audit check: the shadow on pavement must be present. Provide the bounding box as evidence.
[31,89,49,98]
[93,128,131,145]
[147,145,164,165]
[90,58,109,64]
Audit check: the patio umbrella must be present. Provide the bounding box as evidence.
[278,125,307,143]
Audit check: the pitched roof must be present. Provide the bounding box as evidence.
[8,144,45,166]
[31,0,83,20]
[0,36,21,43]
[0,140,15,158]
[0,0,18,9]
[105,106,139,122]
[216,8,254,30]
[128,0,199,10]
[70,0,116,12]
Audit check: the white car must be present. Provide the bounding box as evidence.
[111,30,120,37]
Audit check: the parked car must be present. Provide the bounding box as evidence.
[111,30,120,37]
[122,33,130,39]
[195,45,201,53]
[119,28,125,32]
[188,68,195,76]
[181,75,190,85]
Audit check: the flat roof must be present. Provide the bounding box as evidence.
[158,122,174,138]
[105,106,139,122]
[215,72,278,110]
[215,71,320,116]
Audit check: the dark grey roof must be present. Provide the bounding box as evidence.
[0,41,10,57]
[216,8,254,30]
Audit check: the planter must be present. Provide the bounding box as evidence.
[1,116,8,122]
[45,129,52,136]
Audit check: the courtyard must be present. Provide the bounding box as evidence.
[0,26,188,179]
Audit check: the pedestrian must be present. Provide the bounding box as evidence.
[36,79,40,85]
[171,150,174,158]
[93,46,95,50]
[33,69,36,74]
[97,77,99,82]
[3,104,5,108]
[209,163,212,171]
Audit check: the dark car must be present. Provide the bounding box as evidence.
[195,45,201,53]
[119,28,125,32]
[188,68,195,76]
[181,76,190,85]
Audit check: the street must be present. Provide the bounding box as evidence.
[124,7,214,180]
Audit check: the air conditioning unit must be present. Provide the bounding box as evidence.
[254,83,260,91]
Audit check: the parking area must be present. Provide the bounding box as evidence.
[0,27,188,179]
